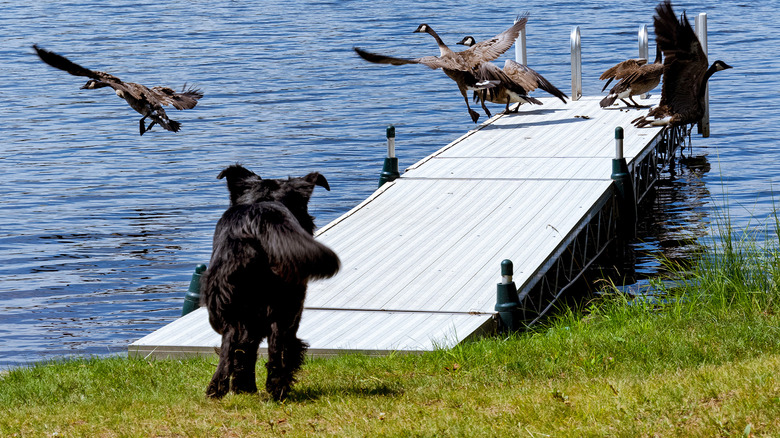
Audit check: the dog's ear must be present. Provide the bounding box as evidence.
[304,172,329,191]
[217,164,258,181]
[217,164,262,205]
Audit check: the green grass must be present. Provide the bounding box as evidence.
[3,221,780,437]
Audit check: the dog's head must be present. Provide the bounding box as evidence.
[217,164,330,232]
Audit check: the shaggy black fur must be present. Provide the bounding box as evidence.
[201,164,340,401]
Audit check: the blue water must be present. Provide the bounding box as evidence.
[1,1,777,367]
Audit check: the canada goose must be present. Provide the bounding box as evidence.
[600,45,663,108]
[457,35,567,114]
[353,16,528,123]
[600,58,648,92]
[33,45,203,135]
[632,1,732,128]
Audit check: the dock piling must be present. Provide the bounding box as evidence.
[610,127,637,240]
[182,264,206,316]
[638,25,650,100]
[570,26,582,101]
[515,17,527,65]
[378,125,400,187]
[495,259,521,332]
[695,13,710,137]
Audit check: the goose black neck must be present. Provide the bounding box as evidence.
[653,45,662,64]
[698,63,720,100]
[424,27,451,55]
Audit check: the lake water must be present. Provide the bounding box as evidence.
[1,1,777,367]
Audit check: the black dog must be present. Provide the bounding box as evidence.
[201,164,340,401]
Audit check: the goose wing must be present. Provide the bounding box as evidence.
[618,62,665,88]
[354,47,461,70]
[504,59,568,102]
[654,0,708,115]
[476,62,528,92]
[33,45,121,83]
[458,14,528,67]
[599,58,647,91]
[599,58,647,81]
[149,85,204,109]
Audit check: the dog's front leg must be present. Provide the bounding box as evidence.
[206,327,236,398]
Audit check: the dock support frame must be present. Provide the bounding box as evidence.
[514,126,683,326]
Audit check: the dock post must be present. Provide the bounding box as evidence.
[378,125,400,187]
[695,13,710,137]
[182,264,207,316]
[570,26,582,101]
[495,259,521,332]
[638,25,650,100]
[610,127,636,240]
[515,18,527,65]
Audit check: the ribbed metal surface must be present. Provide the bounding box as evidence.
[130,95,664,359]
[129,307,493,358]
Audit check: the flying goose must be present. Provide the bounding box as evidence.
[600,45,664,108]
[632,1,731,128]
[353,16,528,123]
[33,45,203,135]
[456,35,567,114]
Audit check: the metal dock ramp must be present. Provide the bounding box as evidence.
[130,95,671,359]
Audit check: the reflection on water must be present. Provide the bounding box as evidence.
[633,151,713,280]
[1,1,779,367]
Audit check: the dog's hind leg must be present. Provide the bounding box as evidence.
[206,327,237,398]
[265,296,307,401]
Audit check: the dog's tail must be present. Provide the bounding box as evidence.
[257,204,341,283]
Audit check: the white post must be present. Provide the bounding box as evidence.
[638,24,650,99]
[695,13,710,137]
[515,22,527,65]
[570,26,582,101]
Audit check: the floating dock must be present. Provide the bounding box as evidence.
[130,94,683,359]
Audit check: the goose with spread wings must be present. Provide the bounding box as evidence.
[354,15,528,123]
[33,45,203,135]
[456,35,567,115]
[632,1,731,128]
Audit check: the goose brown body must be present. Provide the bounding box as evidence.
[353,15,528,123]
[632,1,732,128]
[33,45,202,135]
[600,46,664,108]
[600,58,648,92]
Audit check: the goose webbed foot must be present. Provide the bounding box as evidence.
[139,118,146,136]
[479,103,492,119]
[628,97,651,109]
[139,120,157,136]
[468,108,480,123]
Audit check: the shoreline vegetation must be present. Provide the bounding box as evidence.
[2,214,780,437]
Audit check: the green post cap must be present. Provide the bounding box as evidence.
[387,125,395,139]
[182,264,207,316]
[615,126,624,139]
[501,259,513,276]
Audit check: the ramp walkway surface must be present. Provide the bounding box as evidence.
[130,95,665,359]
